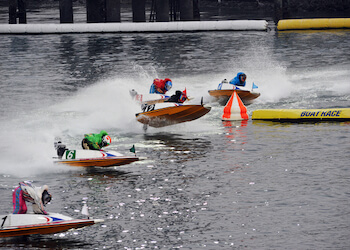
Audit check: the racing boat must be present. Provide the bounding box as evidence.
[0,212,103,238]
[135,102,211,128]
[208,81,260,105]
[54,149,142,167]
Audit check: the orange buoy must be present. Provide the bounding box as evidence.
[222,90,248,121]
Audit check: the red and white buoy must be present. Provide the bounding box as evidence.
[222,90,249,120]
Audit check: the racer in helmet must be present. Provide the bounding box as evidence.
[13,181,52,215]
[229,72,247,87]
[150,78,173,94]
[166,89,188,103]
[82,130,111,150]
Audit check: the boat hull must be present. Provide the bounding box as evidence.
[208,89,260,105]
[136,104,211,128]
[55,156,140,167]
[54,150,141,167]
[0,213,100,238]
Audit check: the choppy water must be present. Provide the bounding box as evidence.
[1,3,350,250]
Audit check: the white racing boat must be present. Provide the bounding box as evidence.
[54,149,142,167]
[0,212,103,238]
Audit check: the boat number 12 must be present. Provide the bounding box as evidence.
[141,104,155,112]
[65,150,76,159]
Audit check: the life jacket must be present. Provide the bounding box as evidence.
[153,78,165,89]
[19,182,49,214]
[153,78,172,90]
[84,130,108,150]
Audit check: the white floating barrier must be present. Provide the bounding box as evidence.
[0,20,268,34]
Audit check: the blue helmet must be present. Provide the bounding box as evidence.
[165,81,172,91]
[238,72,247,82]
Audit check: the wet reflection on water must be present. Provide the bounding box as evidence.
[0,234,91,249]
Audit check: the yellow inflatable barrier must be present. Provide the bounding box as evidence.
[252,108,350,122]
[277,18,350,30]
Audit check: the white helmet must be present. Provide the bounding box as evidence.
[103,135,112,146]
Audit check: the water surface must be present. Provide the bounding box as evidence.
[0,5,350,250]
